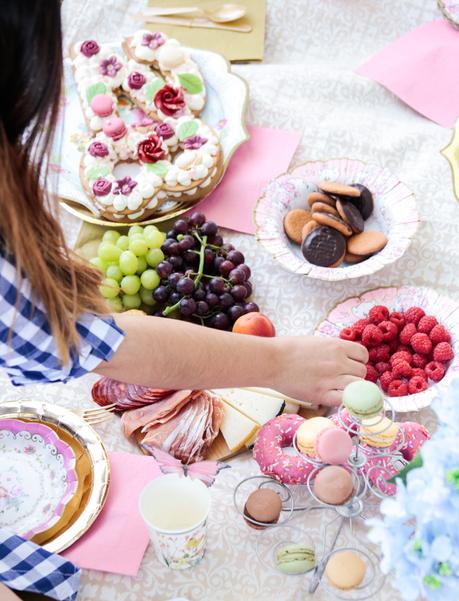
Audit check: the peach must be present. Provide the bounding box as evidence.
[232,312,276,337]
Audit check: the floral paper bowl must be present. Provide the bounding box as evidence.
[254,158,419,281]
[438,0,459,27]
[315,286,459,412]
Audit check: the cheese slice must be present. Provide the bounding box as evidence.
[219,400,259,453]
[213,388,285,425]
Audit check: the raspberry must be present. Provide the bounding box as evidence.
[388,379,409,397]
[340,328,357,341]
[408,376,428,394]
[433,342,454,363]
[410,333,433,355]
[369,305,390,325]
[417,315,438,334]
[412,353,428,368]
[362,324,384,348]
[430,325,451,345]
[390,351,413,366]
[375,361,391,375]
[369,344,391,363]
[425,361,446,382]
[400,323,417,345]
[392,360,412,379]
[380,371,394,391]
[388,338,399,353]
[378,320,398,342]
[365,364,379,383]
[404,307,425,325]
[353,319,370,337]
[396,344,412,354]
[411,368,427,380]
[389,311,406,330]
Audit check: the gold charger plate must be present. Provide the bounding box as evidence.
[0,400,110,554]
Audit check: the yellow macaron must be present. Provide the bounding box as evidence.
[360,416,399,448]
[296,417,336,456]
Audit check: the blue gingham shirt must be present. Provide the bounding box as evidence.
[0,253,125,386]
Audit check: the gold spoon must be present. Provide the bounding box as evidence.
[144,3,247,24]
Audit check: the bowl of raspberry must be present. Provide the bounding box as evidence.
[315,286,459,411]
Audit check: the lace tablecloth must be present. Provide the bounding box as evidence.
[2,1,454,599]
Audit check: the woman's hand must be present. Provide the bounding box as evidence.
[270,336,368,407]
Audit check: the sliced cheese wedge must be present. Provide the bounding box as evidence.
[219,400,259,453]
[213,388,285,425]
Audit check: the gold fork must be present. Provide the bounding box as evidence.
[74,404,117,425]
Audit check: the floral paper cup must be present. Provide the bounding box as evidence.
[139,474,211,570]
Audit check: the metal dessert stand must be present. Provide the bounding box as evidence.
[233,400,408,599]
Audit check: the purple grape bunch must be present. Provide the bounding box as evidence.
[152,213,259,330]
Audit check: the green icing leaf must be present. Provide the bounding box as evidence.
[85,164,110,181]
[177,120,199,141]
[145,78,165,103]
[177,73,203,95]
[146,161,169,177]
[86,82,107,105]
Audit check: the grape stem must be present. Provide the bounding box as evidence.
[193,234,207,288]
[162,301,181,317]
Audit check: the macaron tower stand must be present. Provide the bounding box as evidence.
[233,381,414,600]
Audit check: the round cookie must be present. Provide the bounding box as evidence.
[284,209,313,245]
[301,226,346,268]
[336,200,364,234]
[243,489,282,530]
[325,550,366,590]
[319,181,360,198]
[347,231,388,256]
[315,428,353,465]
[307,192,335,208]
[276,544,315,575]
[312,466,354,505]
[301,220,319,241]
[311,202,339,217]
[343,381,384,419]
[350,183,374,220]
[361,416,399,448]
[344,252,368,264]
[312,212,353,237]
[296,417,336,456]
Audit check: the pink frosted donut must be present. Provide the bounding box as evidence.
[253,414,315,485]
[398,421,430,461]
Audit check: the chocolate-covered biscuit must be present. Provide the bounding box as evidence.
[349,184,374,220]
[302,226,346,267]
[312,212,353,237]
[336,200,364,234]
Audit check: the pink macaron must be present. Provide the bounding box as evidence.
[103,117,127,141]
[90,93,114,117]
[315,427,353,465]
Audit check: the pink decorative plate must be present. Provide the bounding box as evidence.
[254,158,419,281]
[0,419,78,539]
[315,286,459,412]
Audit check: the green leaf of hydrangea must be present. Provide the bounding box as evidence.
[177,120,199,141]
[86,82,107,105]
[85,164,110,181]
[177,73,203,94]
[146,161,169,177]
[145,78,165,103]
[387,453,423,485]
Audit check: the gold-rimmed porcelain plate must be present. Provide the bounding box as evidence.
[0,400,110,553]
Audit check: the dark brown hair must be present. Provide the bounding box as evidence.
[0,0,108,363]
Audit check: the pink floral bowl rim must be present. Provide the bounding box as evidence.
[254,158,419,281]
[315,286,459,412]
[438,0,459,27]
[0,418,78,539]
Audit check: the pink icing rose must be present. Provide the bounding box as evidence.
[93,178,112,196]
[80,40,100,57]
[183,135,208,150]
[88,141,109,158]
[155,122,175,140]
[138,135,166,163]
[154,85,185,117]
[142,32,165,50]
[128,71,146,90]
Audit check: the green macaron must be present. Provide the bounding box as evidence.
[343,380,384,419]
[275,543,315,575]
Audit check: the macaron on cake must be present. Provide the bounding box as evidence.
[315,428,353,465]
[296,417,336,456]
[312,466,354,505]
[342,381,384,421]
[275,543,315,575]
[243,489,282,530]
[360,416,399,448]
[325,550,366,590]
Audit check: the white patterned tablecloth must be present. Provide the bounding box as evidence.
[2,1,454,599]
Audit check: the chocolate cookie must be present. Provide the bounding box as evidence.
[313,212,353,237]
[307,192,335,209]
[302,226,346,267]
[336,200,364,234]
[347,230,387,256]
[349,184,374,220]
[311,202,339,217]
[284,209,313,245]
[319,181,360,198]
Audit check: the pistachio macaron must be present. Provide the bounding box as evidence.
[342,381,384,419]
[275,543,316,575]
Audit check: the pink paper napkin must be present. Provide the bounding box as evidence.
[356,20,459,128]
[186,125,302,234]
[63,451,161,576]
